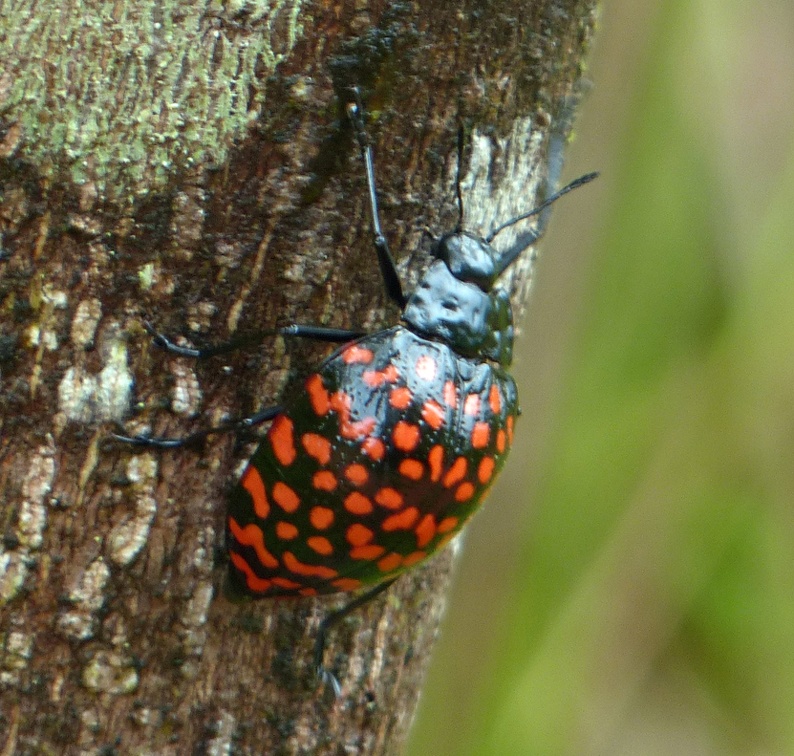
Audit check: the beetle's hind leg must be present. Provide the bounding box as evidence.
[314,578,399,697]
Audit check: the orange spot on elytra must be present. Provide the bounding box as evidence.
[272,577,302,590]
[389,386,413,410]
[464,393,480,416]
[415,514,436,548]
[299,587,318,596]
[471,422,490,449]
[344,417,377,440]
[437,516,459,534]
[375,487,404,510]
[442,457,468,488]
[393,420,420,452]
[382,506,419,531]
[401,551,426,568]
[399,459,424,481]
[346,523,374,546]
[382,364,399,383]
[344,492,373,515]
[489,384,502,414]
[362,364,400,387]
[415,354,437,381]
[496,429,507,453]
[310,506,334,530]
[342,344,375,364]
[307,536,333,556]
[241,466,269,519]
[332,391,377,439]
[455,482,475,502]
[478,457,496,484]
[422,399,445,430]
[350,544,386,560]
[362,437,386,461]
[329,390,348,414]
[443,380,457,409]
[377,552,402,572]
[312,471,338,492]
[428,445,444,482]
[276,521,298,540]
[333,578,364,591]
[269,415,296,465]
[305,374,331,416]
[230,552,273,593]
[228,517,279,569]
[507,415,515,444]
[272,481,300,513]
[302,433,331,465]
[283,551,338,579]
[344,463,369,486]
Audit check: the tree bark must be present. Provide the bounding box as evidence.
[0,1,596,752]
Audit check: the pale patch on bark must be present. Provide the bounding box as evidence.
[205,711,238,756]
[0,631,34,687]
[57,326,134,424]
[70,299,103,350]
[108,454,159,566]
[462,117,548,310]
[0,440,57,603]
[81,650,140,695]
[56,557,112,642]
[169,358,203,417]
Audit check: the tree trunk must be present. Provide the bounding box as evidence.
[0,1,596,752]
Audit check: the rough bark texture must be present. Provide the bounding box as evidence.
[0,1,596,753]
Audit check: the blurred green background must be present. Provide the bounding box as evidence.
[407,0,794,754]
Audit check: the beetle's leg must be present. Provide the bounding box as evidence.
[346,89,407,310]
[314,578,399,697]
[143,321,366,359]
[113,322,366,448]
[112,405,284,449]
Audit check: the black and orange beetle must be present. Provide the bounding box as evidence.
[120,91,596,692]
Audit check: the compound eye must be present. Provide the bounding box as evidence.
[441,296,459,312]
[437,233,498,290]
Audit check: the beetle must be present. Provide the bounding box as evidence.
[119,91,596,693]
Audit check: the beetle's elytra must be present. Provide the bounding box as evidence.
[224,96,595,605]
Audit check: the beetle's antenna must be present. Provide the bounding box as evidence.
[455,126,465,231]
[486,171,598,244]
